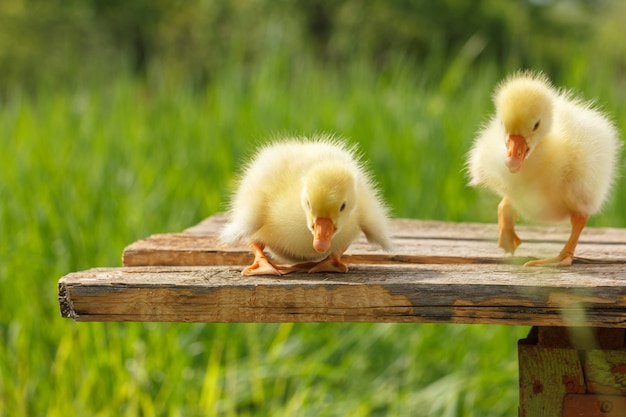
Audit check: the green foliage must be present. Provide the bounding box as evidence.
[1,0,625,93]
[1,1,626,416]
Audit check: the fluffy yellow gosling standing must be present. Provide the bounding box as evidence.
[467,71,622,266]
[220,135,392,276]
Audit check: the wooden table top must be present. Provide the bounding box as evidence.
[58,213,626,326]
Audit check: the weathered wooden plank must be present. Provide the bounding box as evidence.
[59,264,626,326]
[184,214,626,243]
[122,214,626,267]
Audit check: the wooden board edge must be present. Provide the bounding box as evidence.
[58,278,76,320]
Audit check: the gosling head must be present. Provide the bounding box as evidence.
[495,73,554,173]
[301,163,357,253]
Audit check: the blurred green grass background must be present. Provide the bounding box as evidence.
[1,1,625,416]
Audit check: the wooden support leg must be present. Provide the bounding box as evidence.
[518,326,626,417]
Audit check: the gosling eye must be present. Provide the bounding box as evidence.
[533,120,540,131]
[306,200,311,209]
[340,202,346,212]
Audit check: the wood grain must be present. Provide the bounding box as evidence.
[518,341,585,417]
[122,213,626,267]
[59,263,626,326]
[59,213,626,324]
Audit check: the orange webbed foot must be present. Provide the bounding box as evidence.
[286,251,348,274]
[243,241,284,276]
[308,250,348,273]
[524,212,587,268]
[307,257,348,273]
[242,256,283,276]
[524,252,574,267]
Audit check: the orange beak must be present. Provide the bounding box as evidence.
[505,134,529,173]
[313,217,335,253]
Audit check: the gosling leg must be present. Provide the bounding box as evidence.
[242,242,283,276]
[525,212,588,267]
[498,197,522,254]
